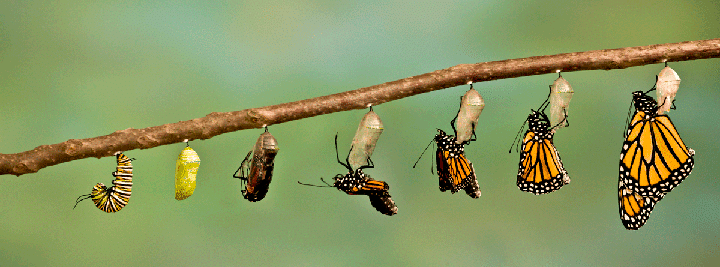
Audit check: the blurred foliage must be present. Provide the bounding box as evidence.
[1,0,719,265]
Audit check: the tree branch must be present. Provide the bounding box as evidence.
[2,38,719,176]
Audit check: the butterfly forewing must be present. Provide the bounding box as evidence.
[620,91,695,198]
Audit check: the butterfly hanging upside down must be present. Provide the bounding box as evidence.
[618,87,695,230]
[619,90,695,198]
[233,127,279,202]
[414,86,482,199]
[433,129,481,198]
[511,91,570,195]
[298,134,397,216]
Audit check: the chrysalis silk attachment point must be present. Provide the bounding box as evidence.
[549,76,574,129]
[455,87,484,144]
[175,147,200,200]
[655,66,681,114]
[241,131,279,202]
[348,109,384,170]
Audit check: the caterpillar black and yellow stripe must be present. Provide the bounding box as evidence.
[74,152,134,213]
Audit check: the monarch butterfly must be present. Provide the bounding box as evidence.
[175,143,200,200]
[453,84,485,144]
[619,89,695,199]
[434,129,481,198]
[233,127,279,202]
[348,106,384,170]
[618,178,664,230]
[298,134,397,216]
[548,74,574,130]
[74,152,134,213]
[511,92,570,195]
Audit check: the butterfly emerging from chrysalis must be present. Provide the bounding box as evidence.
[233,127,280,202]
[74,152,135,213]
[509,87,570,195]
[298,134,397,216]
[618,78,695,230]
[414,84,482,198]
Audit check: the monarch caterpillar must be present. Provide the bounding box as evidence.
[548,74,573,130]
[233,127,279,202]
[298,134,398,216]
[453,84,484,144]
[655,64,681,114]
[348,106,384,170]
[511,91,570,195]
[619,88,695,199]
[175,143,200,200]
[74,152,134,213]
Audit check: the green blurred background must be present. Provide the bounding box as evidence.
[1,0,719,266]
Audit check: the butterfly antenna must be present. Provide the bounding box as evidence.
[297,177,334,188]
[430,141,435,175]
[624,97,634,138]
[509,118,527,153]
[412,139,434,168]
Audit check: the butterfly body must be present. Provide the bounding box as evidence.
[434,129,480,198]
[333,169,389,196]
[298,134,397,216]
[619,91,695,198]
[617,90,695,230]
[516,109,570,195]
[332,169,397,215]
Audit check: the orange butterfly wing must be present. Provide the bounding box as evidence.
[619,111,695,198]
[618,179,664,230]
[517,131,570,195]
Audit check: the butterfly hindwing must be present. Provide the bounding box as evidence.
[434,130,480,198]
[516,111,570,195]
[618,178,664,230]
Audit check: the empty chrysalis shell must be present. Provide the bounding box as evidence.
[348,108,384,170]
[549,75,574,130]
[656,66,681,114]
[175,147,200,200]
[242,130,279,202]
[455,86,485,144]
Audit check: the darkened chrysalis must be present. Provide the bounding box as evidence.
[233,127,279,202]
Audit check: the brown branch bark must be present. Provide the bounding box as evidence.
[2,38,720,176]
